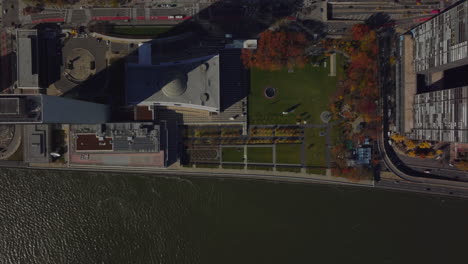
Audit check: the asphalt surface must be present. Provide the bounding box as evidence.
[376,177,468,199]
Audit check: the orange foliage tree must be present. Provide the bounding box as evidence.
[326,23,380,125]
[241,30,309,71]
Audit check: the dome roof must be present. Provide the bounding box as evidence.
[162,73,187,98]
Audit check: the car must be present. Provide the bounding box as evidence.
[448,163,454,167]
[423,169,431,174]
[170,4,177,7]
[106,40,111,45]
[168,15,175,19]
[3,9,7,14]
[96,38,102,43]
[175,15,184,19]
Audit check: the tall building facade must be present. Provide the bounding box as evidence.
[0,95,110,124]
[413,0,468,74]
[396,0,468,143]
[411,86,468,142]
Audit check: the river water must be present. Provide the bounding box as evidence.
[0,168,467,264]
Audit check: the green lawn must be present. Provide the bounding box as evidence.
[111,26,172,37]
[195,163,220,168]
[248,55,343,125]
[247,165,273,171]
[276,144,302,164]
[222,147,244,163]
[247,147,273,163]
[306,168,326,175]
[276,166,302,173]
[305,128,327,167]
[222,164,245,170]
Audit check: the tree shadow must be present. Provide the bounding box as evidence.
[35,24,64,89]
[364,13,394,31]
[0,52,15,92]
[285,103,301,113]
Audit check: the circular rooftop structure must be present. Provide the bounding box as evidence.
[162,73,188,98]
[64,48,96,83]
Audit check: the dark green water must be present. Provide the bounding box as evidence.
[0,168,467,264]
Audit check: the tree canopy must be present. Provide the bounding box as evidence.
[241,30,309,71]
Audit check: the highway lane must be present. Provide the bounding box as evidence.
[376,178,468,199]
[18,6,195,26]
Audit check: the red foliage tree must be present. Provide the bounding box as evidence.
[241,30,309,71]
[351,24,371,41]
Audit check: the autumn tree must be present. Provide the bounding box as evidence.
[241,30,309,71]
[351,24,371,40]
[390,133,406,143]
[455,161,468,171]
[418,141,432,149]
[404,140,416,150]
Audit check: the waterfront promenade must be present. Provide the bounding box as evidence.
[3,159,468,199]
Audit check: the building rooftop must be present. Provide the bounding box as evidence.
[73,123,161,153]
[16,29,39,89]
[23,124,50,163]
[0,98,20,115]
[70,123,165,167]
[126,54,221,112]
[0,95,42,123]
[355,146,372,165]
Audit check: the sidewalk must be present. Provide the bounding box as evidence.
[64,163,375,187]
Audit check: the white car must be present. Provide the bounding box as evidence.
[168,15,175,19]
[175,15,184,19]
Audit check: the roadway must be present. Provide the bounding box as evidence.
[327,0,443,30]
[16,5,198,26]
